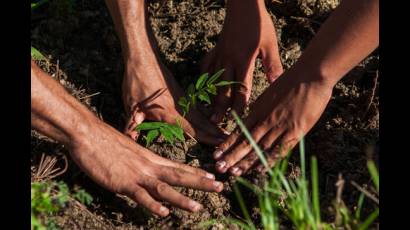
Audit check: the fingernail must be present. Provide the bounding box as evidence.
[159,206,169,215]
[213,149,223,159]
[189,201,202,212]
[223,130,231,135]
[205,173,215,179]
[231,167,239,173]
[216,161,226,170]
[213,181,223,190]
[230,167,242,175]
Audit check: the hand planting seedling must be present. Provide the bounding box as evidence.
[136,69,236,146]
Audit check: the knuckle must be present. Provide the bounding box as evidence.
[171,167,185,180]
[155,182,169,194]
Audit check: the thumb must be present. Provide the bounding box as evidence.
[124,107,146,141]
[260,46,283,83]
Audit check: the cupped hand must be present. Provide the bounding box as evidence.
[200,0,283,123]
[122,58,226,146]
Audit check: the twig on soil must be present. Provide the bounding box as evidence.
[78,92,101,100]
[351,181,379,205]
[185,132,198,143]
[335,174,344,205]
[362,71,378,120]
[33,153,68,182]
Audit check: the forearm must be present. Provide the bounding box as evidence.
[226,0,266,14]
[31,61,99,146]
[105,0,156,62]
[293,0,379,86]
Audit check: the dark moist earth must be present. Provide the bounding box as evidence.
[31,0,379,229]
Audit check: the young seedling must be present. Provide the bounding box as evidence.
[136,69,236,146]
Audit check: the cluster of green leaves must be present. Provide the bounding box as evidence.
[201,111,379,230]
[137,69,236,146]
[73,189,93,206]
[178,69,235,116]
[31,181,69,230]
[31,181,94,230]
[136,121,185,146]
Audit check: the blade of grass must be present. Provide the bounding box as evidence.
[299,136,306,180]
[367,161,379,193]
[311,156,321,224]
[354,192,365,220]
[358,208,379,230]
[231,111,270,173]
[233,183,255,230]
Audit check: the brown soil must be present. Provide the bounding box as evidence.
[31,0,379,229]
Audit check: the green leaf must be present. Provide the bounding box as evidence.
[178,96,188,107]
[196,73,209,90]
[215,80,238,87]
[136,122,164,131]
[187,84,195,97]
[207,69,225,85]
[73,189,93,205]
[178,97,190,116]
[206,84,217,95]
[166,124,185,142]
[31,47,46,60]
[145,129,159,146]
[190,93,197,107]
[159,127,174,144]
[198,91,211,104]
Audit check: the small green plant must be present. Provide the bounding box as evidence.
[73,189,93,206]
[200,111,379,230]
[136,69,236,146]
[136,121,185,146]
[178,69,232,116]
[31,180,93,230]
[31,181,70,230]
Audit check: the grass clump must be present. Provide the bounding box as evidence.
[201,111,379,230]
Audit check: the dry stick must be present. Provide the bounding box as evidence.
[185,131,198,143]
[34,154,68,181]
[351,181,379,205]
[79,92,101,100]
[335,174,344,205]
[334,174,345,226]
[55,60,60,80]
[362,71,379,120]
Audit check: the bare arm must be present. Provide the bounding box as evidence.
[31,61,223,216]
[294,0,379,86]
[213,0,379,175]
[104,0,226,145]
